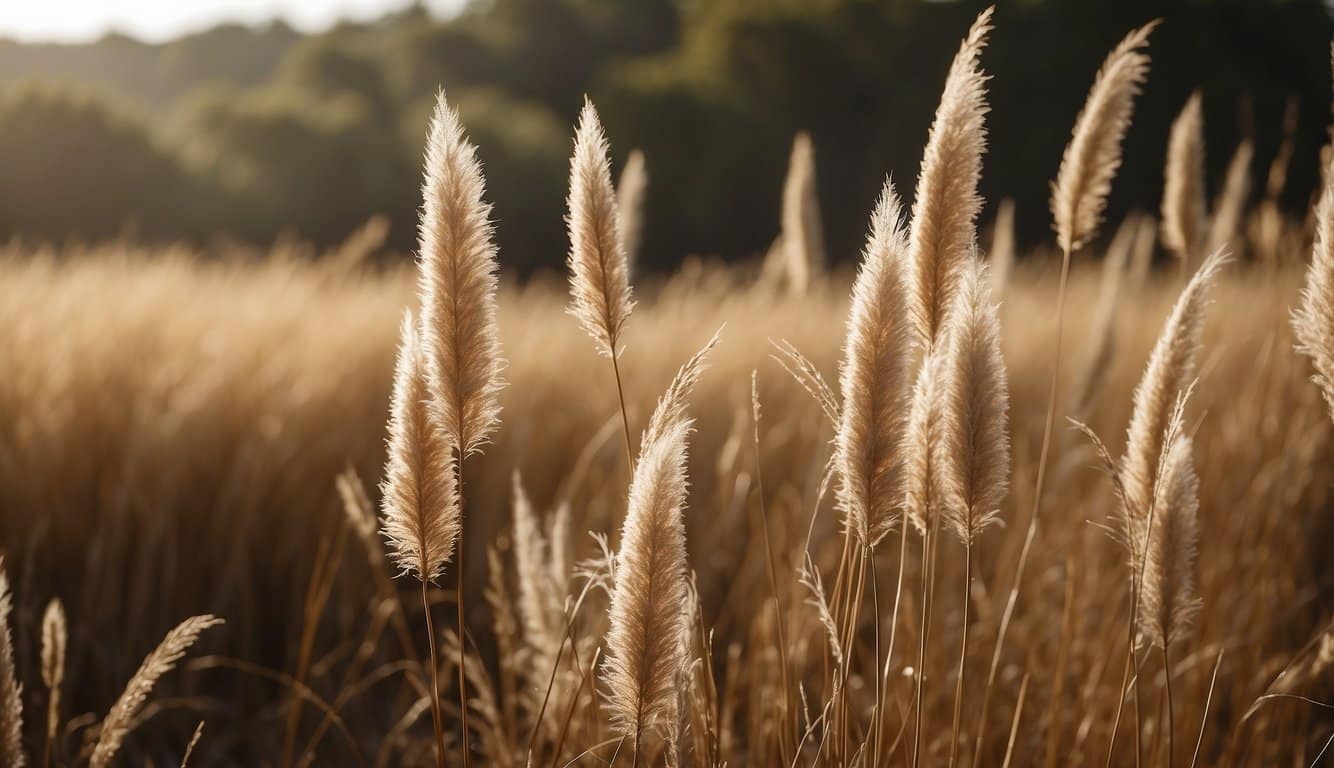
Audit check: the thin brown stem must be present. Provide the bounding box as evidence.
[1189,651,1222,768]
[751,393,795,762]
[456,468,472,768]
[422,579,447,768]
[1162,645,1175,768]
[949,541,972,768]
[973,244,1072,767]
[1105,640,1133,768]
[610,350,635,474]
[874,519,910,768]
[1000,673,1031,768]
[913,513,940,768]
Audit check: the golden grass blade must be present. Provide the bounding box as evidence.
[908,6,993,348]
[1242,617,1334,723]
[417,91,506,457]
[90,615,223,768]
[180,721,204,768]
[835,179,913,547]
[567,97,635,359]
[1051,21,1157,254]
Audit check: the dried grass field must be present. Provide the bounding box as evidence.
[0,9,1333,768]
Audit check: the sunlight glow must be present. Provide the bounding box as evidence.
[0,0,467,43]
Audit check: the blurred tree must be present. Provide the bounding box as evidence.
[176,84,418,244]
[0,0,1329,272]
[0,83,213,241]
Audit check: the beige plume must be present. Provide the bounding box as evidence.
[835,179,913,546]
[41,599,65,757]
[603,417,693,748]
[416,91,506,457]
[90,615,224,768]
[617,149,648,278]
[380,313,460,583]
[1120,251,1226,560]
[907,6,993,348]
[1292,179,1334,423]
[933,258,1011,545]
[902,351,941,535]
[0,562,22,768]
[567,98,635,358]
[640,327,723,454]
[511,471,561,671]
[1161,92,1207,272]
[1051,21,1157,254]
[1138,397,1201,650]
[781,131,826,295]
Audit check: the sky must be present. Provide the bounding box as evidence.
[0,0,467,43]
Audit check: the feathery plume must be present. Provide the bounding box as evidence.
[41,599,65,752]
[181,722,204,768]
[603,418,693,747]
[567,98,635,358]
[907,6,993,348]
[835,180,913,546]
[617,149,649,278]
[1138,398,1201,650]
[640,327,723,454]
[1120,251,1226,557]
[1293,180,1334,423]
[781,131,826,294]
[512,472,560,662]
[1205,140,1254,255]
[1050,21,1157,254]
[380,313,460,583]
[902,352,942,535]
[934,258,1011,545]
[336,466,377,545]
[417,91,506,457]
[769,339,840,427]
[90,615,223,768]
[1161,92,1207,271]
[989,198,1015,296]
[0,562,22,768]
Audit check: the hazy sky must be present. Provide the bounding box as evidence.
[0,0,468,43]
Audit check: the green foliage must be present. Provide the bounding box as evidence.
[0,83,214,240]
